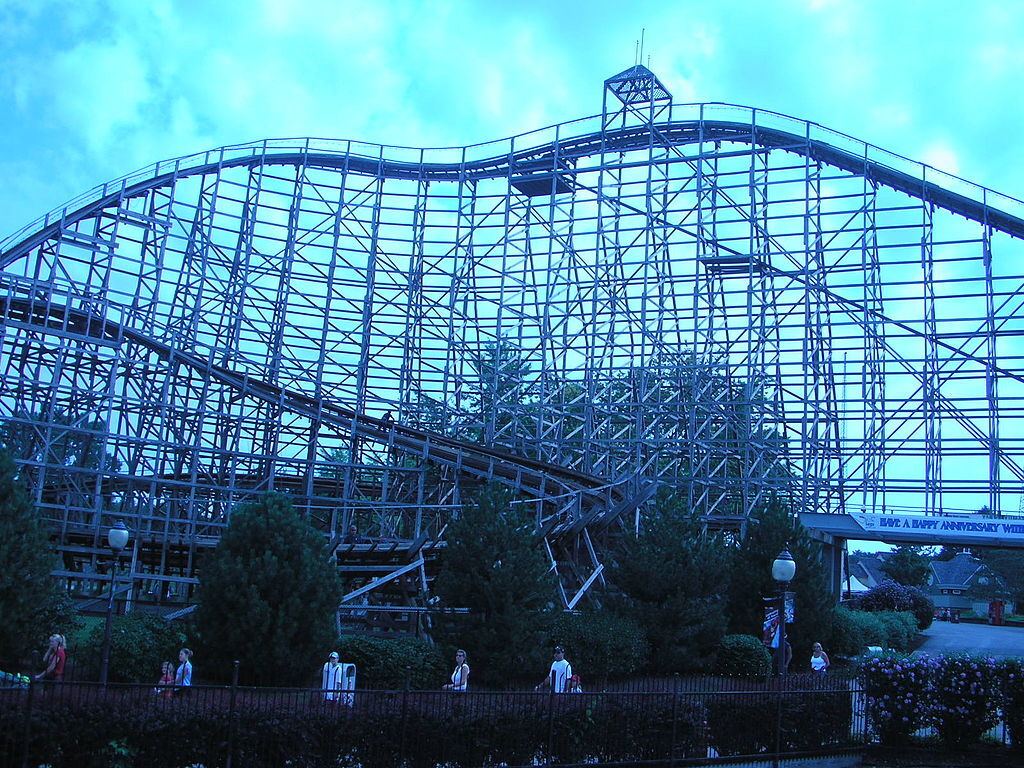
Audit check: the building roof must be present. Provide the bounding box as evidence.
[930,552,983,589]
[844,573,871,594]
[848,552,890,589]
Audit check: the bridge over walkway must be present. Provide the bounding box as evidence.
[800,510,1024,599]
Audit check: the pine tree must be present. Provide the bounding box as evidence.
[608,491,732,673]
[726,499,834,663]
[0,449,77,662]
[195,493,341,685]
[880,546,932,587]
[431,483,559,687]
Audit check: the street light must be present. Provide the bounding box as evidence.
[771,544,796,768]
[772,545,796,677]
[99,521,130,686]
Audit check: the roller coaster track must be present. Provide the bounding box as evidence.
[0,291,628,536]
[4,113,1024,268]
[6,88,1024,616]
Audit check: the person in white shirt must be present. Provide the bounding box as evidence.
[810,642,830,673]
[322,651,343,701]
[174,648,193,689]
[442,649,470,691]
[535,646,572,693]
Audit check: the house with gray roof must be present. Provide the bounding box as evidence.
[927,551,1013,619]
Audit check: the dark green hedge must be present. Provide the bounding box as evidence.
[0,680,855,767]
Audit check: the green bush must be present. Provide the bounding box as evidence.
[831,608,916,655]
[335,634,447,690]
[550,610,649,685]
[860,653,934,745]
[0,686,732,767]
[1001,658,1024,751]
[873,611,918,651]
[780,676,854,750]
[856,580,934,630]
[78,613,188,683]
[705,679,852,756]
[905,586,935,630]
[830,606,885,655]
[716,634,771,677]
[929,655,1000,747]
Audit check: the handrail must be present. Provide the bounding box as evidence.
[4,103,1022,264]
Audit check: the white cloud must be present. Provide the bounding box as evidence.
[48,39,153,151]
[920,141,960,177]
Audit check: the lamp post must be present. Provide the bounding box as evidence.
[771,545,796,677]
[771,544,796,768]
[99,521,130,686]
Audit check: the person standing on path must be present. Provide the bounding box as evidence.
[321,651,343,701]
[35,634,67,681]
[442,649,470,691]
[810,642,830,673]
[175,648,193,689]
[535,646,572,693]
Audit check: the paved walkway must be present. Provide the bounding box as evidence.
[914,619,1024,658]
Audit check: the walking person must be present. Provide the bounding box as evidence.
[35,633,67,681]
[810,642,830,673]
[322,651,343,702]
[175,648,193,690]
[535,646,572,693]
[442,649,470,692]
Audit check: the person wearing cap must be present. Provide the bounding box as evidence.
[535,646,573,693]
[321,651,343,702]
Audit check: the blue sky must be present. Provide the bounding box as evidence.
[2,0,1023,239]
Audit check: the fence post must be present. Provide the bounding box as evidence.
[669,673,679,768]
[20,677,35,768]
[399,666,411,766]
[226,660,240,768]
[773,676,784,768]
[546,685,555,767]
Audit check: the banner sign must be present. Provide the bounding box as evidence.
[851,512,1024,543]
[762,593,795,649]
[763,606,780,648]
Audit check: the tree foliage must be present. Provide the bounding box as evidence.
[431,483,559,687]
[334,635,446,690]
[0,409,120,475]
[609,492,732,673]
[0,449,78,664]
[716,634,772,677]
[856,579,934,630]
[195,493,341,685]
[78,613,188,683]
[465,339,537,447]
[880,546,932,587]
[550,610,649,684]
[973,548,1024,608]
[726,500,834,660]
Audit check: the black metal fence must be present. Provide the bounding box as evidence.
[0,674,865,768]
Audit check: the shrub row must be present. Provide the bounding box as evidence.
[854,580,934,631]
[861,653,1019,749]
[831,608,918,656]
[0,680,855,767]
[335,635,447,690]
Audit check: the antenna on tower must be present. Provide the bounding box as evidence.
[639,28,646,65]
